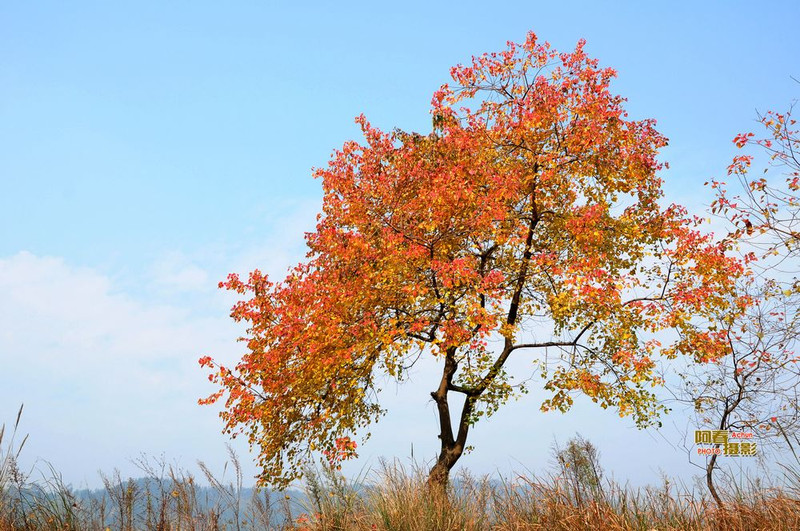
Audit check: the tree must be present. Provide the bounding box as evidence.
[675,278,799,507]
[682,99,800,506]
[200,32,746,489]
[552,434,604,505]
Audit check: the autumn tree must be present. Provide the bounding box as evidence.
[681,99,800,506]
[675,278,799,507]
[200,32,746,489]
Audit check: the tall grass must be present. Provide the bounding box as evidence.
[0,406,296,530]
[296,461,800,530]
[0,450,295,530]
[2,407,799,530]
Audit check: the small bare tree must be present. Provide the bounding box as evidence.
[552,434,604,505]
[682,101,800,507]
[676,279,799,507]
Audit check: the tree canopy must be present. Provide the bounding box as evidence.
[200,32,747,488]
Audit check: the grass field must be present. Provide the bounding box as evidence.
[3,408,800,530]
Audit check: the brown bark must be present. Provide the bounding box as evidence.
[706,452,723,509]
[706,349,749,510]
[426,191,539,488]
[427,347,472,489]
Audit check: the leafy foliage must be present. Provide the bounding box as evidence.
[712,101,800,273]
[201,32,746,488]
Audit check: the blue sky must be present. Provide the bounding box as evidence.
[1,1,798,489]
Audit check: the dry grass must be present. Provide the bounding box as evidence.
[295,461,800,531]
[0,407,293,530]
[2,407,800,530]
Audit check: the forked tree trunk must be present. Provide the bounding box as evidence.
[426,347,475,490]
[426,188,539,489]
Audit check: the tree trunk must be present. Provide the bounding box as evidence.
[705,389,746,509]
[706,451,723,508]
[427,446,462,488]
[425,187,539,489]
[426,347,474,489]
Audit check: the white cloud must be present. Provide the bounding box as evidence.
[0,249,744,492]
[0,251,256,488]
[149,252,210,293]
